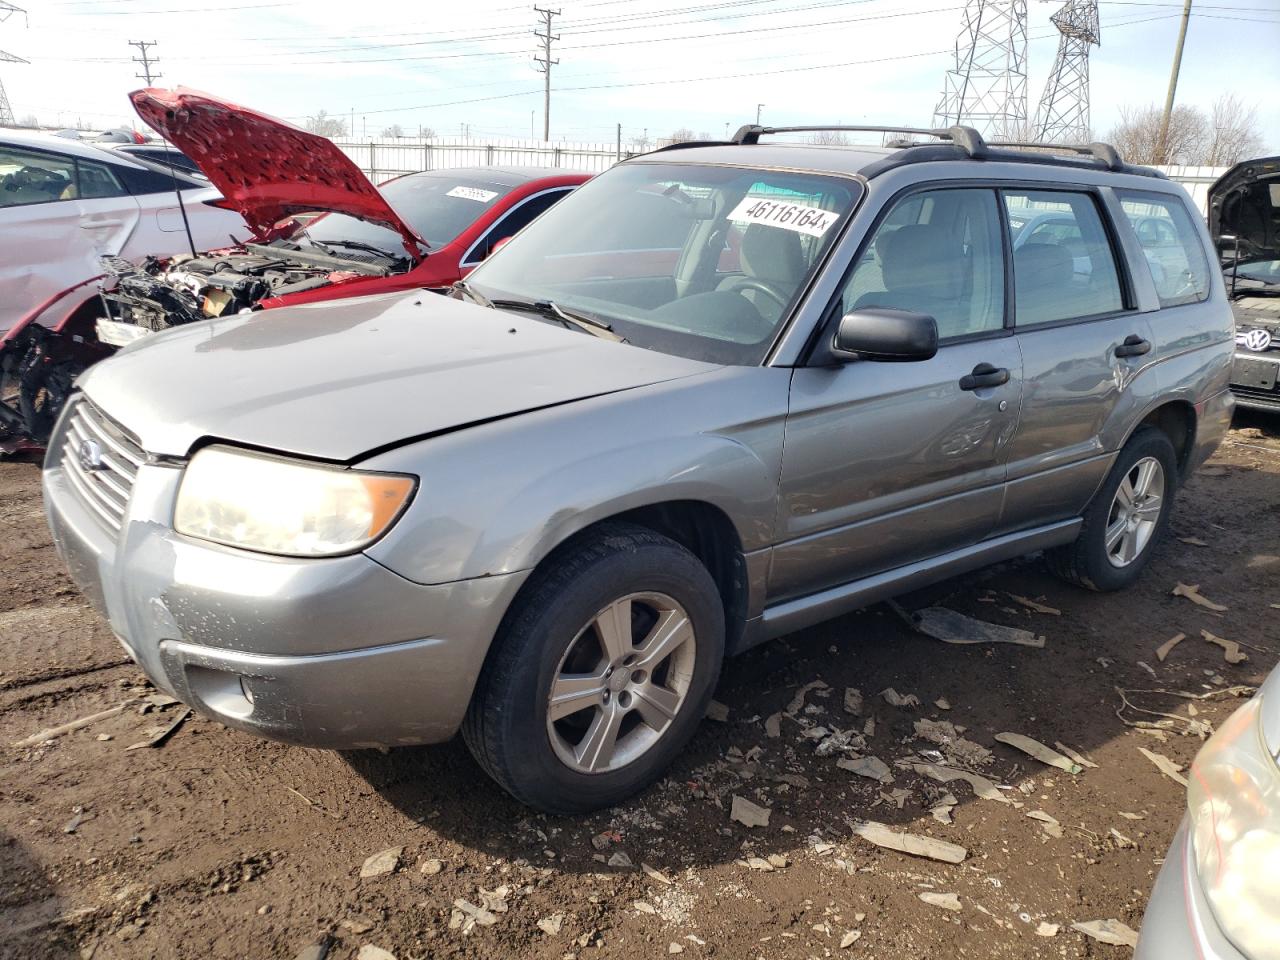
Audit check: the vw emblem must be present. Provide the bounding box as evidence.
[77,439,105,472]
[1239,328,1273,353]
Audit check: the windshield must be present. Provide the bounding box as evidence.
[296,172,513,256]
[464,161,861,365]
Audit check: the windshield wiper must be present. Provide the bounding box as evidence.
[452,279,493,308]
[321,238,405,262]
[489,297,626,342]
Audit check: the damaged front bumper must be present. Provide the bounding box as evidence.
[42,396,527,749]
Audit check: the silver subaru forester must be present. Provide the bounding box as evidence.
[44,125,1235,813]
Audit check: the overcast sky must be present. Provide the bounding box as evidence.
[3,0,1278,151]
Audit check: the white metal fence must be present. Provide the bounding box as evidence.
[330,135,627,183]
[331,136,1226,214]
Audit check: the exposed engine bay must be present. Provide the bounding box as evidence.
[99,242,404,340]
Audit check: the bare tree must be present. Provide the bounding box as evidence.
[697,130,712,141]
[418,125,436,139]
[17,113,38,128]
[629,133,651,152]
[1204,94,1265,166]
[808,130,850,146]
[668,127,697,143]
[1107,103,1207,165]
[304,110,348,138]
[381,123,405,138]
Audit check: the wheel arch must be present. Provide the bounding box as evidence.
[1128,398,1197,482]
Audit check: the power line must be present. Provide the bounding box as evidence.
[533,6,560,141]
[128,38,159,84]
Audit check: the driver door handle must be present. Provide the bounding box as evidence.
[959,362,1010,391]
[1114,334,1151,358]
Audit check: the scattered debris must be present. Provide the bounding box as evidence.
[1009,594,1061,615]
[1138,660,1159,679]
[537,914,565,936]
[764,712,782,738]
[880,688,920,708]
[1026,810,1063,839]
[668,943,684,954]
[911,762,1015,806]
[878,787,911,809]
[294,936,335,960]
[359,847,403,879]
[912,607,1045,647]
[342,919,375,935]
[913,719,994,766]
[1178,536,1209,547]
[785,680,829,717]
[994,733,1082,774]
[851,820,967,864]
[730,795,771,828]
[1171,582,1227,612]
[356,947,396,960]
[607,850,635,869]
[1110,827,1137,849]
[63,807,87,834]
[930,793,958,824]
[840,930,862,949]
[837,755,892,783]
[843,687,863,716]
[1155,633,1186,662]
[1119,811,1146,820]
[419,858,444,876]
[450,899,498,932]
[1036,922,1060,937]
[705,700,730,722]
[477,886,509,914]
[918,891,962,912]
[125,708,191,751]
[745,856,777,872]
[1053,741,1098,769]
[1203,630,1248,665]
[13,701,135,748]
[934,697,951,710]
[642,862,673,886]
[1071,919,1139,947]
[1138,747,1189,786]
[633,900,657,915]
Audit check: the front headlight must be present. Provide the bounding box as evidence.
[1188,693,1280,958]
[174,445,415,557]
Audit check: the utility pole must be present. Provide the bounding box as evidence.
[128,40,160,85]
[615,122,621,162]
[533,6,560,142]
[756,103,764,125]
[1155,0,1192,164]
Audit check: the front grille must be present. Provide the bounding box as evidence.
[60,398,145,532]
[1232,386,1280,410]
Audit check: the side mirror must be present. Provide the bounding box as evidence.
[832,308,938,362]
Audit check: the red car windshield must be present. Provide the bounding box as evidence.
[297,172,512,257]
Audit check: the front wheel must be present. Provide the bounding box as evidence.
[462,523,725,814]
[1047,427,1178,591]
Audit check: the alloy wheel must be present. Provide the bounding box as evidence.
[1104,456,1166,568]
[546,592,697,774]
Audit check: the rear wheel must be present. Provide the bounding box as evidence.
[1048,427,1177,591]
[462,523,724,814]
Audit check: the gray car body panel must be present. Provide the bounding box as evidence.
[44,143,1235,749]
[74,289,717,461]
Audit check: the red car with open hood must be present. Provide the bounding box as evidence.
[0,87,589,453]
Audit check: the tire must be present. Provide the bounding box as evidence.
[462,523,725,814]
[1047,426,1178,592]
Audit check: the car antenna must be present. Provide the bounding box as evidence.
[160,138,198,258]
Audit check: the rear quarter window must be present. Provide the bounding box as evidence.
[1117,190,1211,307]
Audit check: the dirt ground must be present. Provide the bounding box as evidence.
[2,414,1277,960]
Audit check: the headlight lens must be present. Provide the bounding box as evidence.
[174,445,415,557]
[1188,693,1280,958]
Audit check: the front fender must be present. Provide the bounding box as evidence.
[360,366,790,585]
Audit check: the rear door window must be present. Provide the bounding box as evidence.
[1004,190,1124,326]
[1116,190,1211,307]
[77,160,129,200]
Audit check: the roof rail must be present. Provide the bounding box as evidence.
[730,124,988,159]
[985,139,1125,171]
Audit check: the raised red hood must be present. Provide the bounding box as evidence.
[130,87,426,259]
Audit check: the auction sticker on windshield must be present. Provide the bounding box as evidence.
[727,197,838,238]
[447,186,500,203]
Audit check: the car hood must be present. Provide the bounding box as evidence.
[130,87,427,260]
[77,291,717,462]
[1207,155,1280,273]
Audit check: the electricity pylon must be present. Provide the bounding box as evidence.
[0,1,27,126]
[1033,0,1100,143]
[933,0,1029,139]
